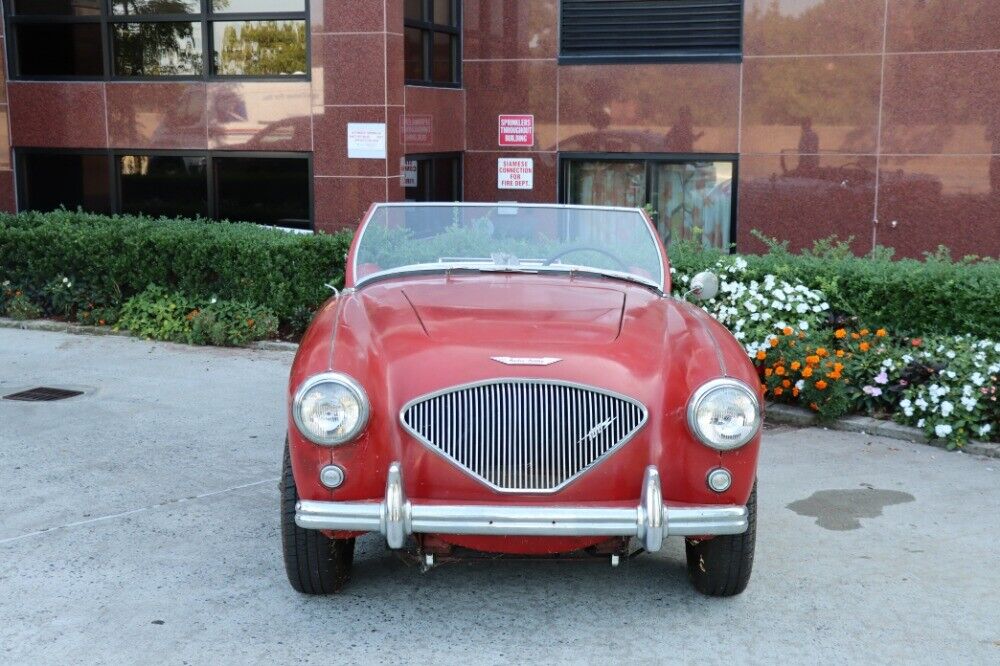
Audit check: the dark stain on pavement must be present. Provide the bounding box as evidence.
[787,488,915,530]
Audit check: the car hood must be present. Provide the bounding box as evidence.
[401,279,626,344]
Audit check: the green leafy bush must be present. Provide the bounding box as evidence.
[117,285,279,347]
[0,209,353,336]
[669,237,1000,338]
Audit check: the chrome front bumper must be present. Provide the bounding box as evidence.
[295,463,748,552]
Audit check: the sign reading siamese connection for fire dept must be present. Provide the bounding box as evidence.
[498,115,534,147]
[498,158,534,190]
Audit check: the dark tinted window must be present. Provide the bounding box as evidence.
[215,157,310,228]
[212,21,308,76]
[112,23,204,76]
[119,155,209,218]
[20,153,112,214]
[12,0,101,15]
[14,24,104,76]
[404,0,460,86]
[111,0,201,15]
[405,154,461,202]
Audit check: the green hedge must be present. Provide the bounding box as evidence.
[668,241,1000,339]
[0,210,353,335]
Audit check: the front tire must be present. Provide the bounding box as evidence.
[685,484,757,597]
[281,442,355,594]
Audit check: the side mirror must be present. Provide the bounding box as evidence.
[687,271,719,301]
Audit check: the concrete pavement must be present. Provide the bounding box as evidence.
[1,329,998,664]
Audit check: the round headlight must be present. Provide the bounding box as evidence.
[687,378,761,450]
[293,373,370,446]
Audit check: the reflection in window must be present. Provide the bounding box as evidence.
[19,152,112,214]
[211,0,305,12]
[564,158,736,251]
[113,23,203,76]
[405,0,460,86]
[12,0,101,15]
[213,21,308,76]
[404,154,462,202]
[119,155,209,218]
[111,0,201,15]
[215,157,310,228]
[14,24,104,76]
[654,162,733,250]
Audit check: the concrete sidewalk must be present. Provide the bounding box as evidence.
[1,329,998,664]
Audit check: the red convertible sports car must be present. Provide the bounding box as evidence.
[282,203,762,596]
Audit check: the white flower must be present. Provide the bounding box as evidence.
[934,423,953,438]
[798,320,809,331]
[915,397,928,411]
[979,424,993,437]
[960,396,977,412]
[795,380,805,390]
[899,398,912,409]
[939,401,954,417]
[917,418,925,428]
[970,372,985,386]
[945,351,956,359]
[734,257,748,271]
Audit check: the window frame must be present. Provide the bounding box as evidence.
[559,152,739,252]
[14,146,315,230]
[3,0,311,82]
[404,0,461,88]
[403,151,463,202]
[557,0,744,65]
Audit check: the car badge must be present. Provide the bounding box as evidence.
[581,417,618,443]
[490,356,562,366]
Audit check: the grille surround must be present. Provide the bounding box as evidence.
[400,379,649,494]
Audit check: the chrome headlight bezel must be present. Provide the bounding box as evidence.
[292,372,370,446]
[686,378,761,451]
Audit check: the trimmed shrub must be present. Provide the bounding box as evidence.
[0,210,353,336]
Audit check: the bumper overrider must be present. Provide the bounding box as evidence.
[295,463,749,552]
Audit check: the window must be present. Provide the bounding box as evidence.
[403,153,462,202]
[559,0,743,63]
[5,0,308,79]
[405,0,460,87]
[563,156,737,250]
[16,149,312,230]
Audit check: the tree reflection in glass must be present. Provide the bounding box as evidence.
[113,22,203,76]
[213,21,307,76]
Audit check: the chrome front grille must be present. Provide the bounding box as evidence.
[400,379,648,493]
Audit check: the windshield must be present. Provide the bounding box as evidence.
[353,204,665,291]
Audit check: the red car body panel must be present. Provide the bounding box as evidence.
[287,206,762,555]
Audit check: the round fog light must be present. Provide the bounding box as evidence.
[706,468,733,493]
[320,465,346,489]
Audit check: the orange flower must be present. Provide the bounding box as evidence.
[834,329,846,339]
[836,350,845,358]
[911,338,922,347]
[876,328,887,337]
[765,368,773,377]
[770,338,779,348]
[760,383,768,393]
[802,366,814,378]
[792,388,800,397]
[833,362,844,373]
[756,350,767,361]
[782,326,793,336]
[247,318,256,328]
[816,347,828,357]
[809,402,819,411]
[827,371,841,380]
[806,355,821,365]
[98,319,105,326]
[782,379,792,388]
[859,341,870,352]
[851,332,861,340]
[815,380,828,390]
[860,328,870,336]
[790,361,801,371]
[773,387,784,396]
[775,366,786,376]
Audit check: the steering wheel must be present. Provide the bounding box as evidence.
[543,246,629,270]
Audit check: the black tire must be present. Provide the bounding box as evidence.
[281,442,355,594]
[685,483,756,597]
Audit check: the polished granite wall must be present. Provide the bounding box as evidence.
[2,1,999,256]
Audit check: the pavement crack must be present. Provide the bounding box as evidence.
[0,477,279,546]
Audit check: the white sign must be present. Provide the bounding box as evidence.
[498,158,534,190]
[402,159,418,188]
[347,122,387,159]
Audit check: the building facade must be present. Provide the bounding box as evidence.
[1,1,998,257]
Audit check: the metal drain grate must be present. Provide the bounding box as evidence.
[3,387,84,402]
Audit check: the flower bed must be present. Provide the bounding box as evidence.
[677,256,1000,448]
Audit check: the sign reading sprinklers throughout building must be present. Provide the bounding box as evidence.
[347,123,387,159]
[498,158,533,190]
[498,115,535,147]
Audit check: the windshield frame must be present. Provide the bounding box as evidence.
[348,202,667,293]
